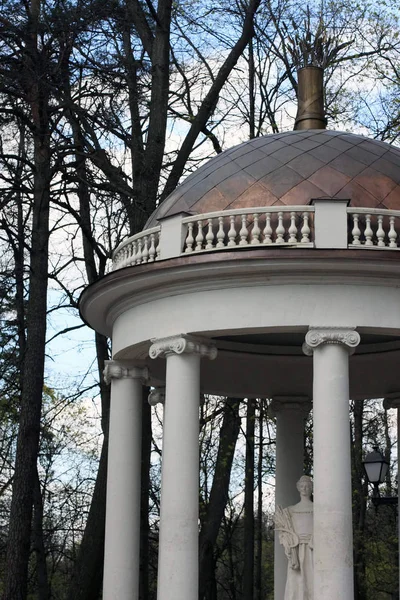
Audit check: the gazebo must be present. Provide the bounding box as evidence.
[80,68,400,600]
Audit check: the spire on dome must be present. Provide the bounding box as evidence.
[294,66,327,131]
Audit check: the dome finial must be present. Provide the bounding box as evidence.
[294,66,327,131]
[287,7,354,131]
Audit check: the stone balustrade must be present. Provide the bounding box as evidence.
[181,206,314,252]
[348,208,400,249]
[113,226,161,269]
[111,203,400,270]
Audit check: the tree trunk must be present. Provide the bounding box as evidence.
[248,35,256,139]
[2,3,51,594]
[140,391,152,600]
[199,397,241,600]
[162,0,261,200]
[32,468,50,600]
[243,399,255,600]
[66,439,109,600]
[65,110,111,600]
[352,400,367,600]
[255,400,263,600]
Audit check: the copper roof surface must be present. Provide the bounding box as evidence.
[147,130,400,227]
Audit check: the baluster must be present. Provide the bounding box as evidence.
[130,241,137,266]
[364,215,373,246]
[141,236,149,263]
[351,214,361,245]
[195,220,204,251]
[275,212,285,243]
[288,212,297,243]
[135,238,142,264]
[228,215,237,247]
[389,216,397,248]
[263,213,272,244]
[301,212,310,243]
[155,232,161,260]
[206,218,215,249]
[377,214,385,247]
[216,216,225,248]
[239,214,248,245]
[185,222,194,253]
[148,234,156,262]
[251,213,261,244]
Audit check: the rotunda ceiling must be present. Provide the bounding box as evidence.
[147,130,400,227]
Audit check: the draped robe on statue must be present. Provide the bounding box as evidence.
[275,505,313,600]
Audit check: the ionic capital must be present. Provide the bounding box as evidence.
[270,396,311,417]
[103,360,149,385]
[148,387,165,406]
[149,334,217,360]
[302,327,360,356]
[383,392,400,411]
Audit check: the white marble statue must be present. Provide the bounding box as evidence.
[275,475,313,600]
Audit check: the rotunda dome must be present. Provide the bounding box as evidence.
[147,130,400,227]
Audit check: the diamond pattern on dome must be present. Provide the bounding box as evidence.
[244,156,283,180]
[280,180,327,205]
[335,181,381,208]
[383,186,400,209]
[146,130,400,227]
[354,167,397,200]
[309,166,351,196]
[286,154,325,178]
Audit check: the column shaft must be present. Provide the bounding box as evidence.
[313,343,354,600]
[157,352,201,600]
[103,375,143,600]
[274,405,307,599]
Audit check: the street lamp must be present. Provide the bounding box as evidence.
[363,447,397,508]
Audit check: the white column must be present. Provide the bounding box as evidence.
[271,397,311,600]
[303,327,360,600]
[383,393,400,597]
[102,360,148,600]
[150,335,217,600]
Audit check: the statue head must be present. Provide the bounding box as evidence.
[296,475,313,497]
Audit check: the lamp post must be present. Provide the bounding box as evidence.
[362,447,397,508]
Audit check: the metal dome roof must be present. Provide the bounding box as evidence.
[147,130,400,227]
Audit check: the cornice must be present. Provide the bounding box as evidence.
[79,251,400,337]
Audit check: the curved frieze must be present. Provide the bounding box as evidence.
[303,328,360,356]
[149,334,217,360]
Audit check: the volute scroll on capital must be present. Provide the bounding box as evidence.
[302,327,360,356]
[149,334,217,360]
[103,360,149,385]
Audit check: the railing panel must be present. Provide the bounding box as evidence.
[348,209,400,250]
[111,206,400,272]
[112,226,161,270]
[182,207,314,253]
